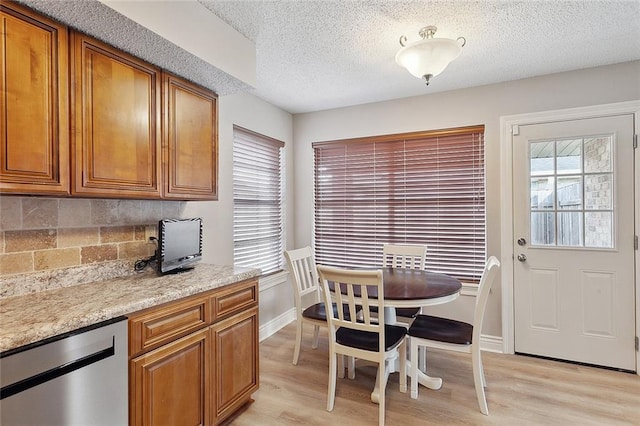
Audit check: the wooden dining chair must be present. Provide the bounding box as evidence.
[406,256,501,415]
[317,265,407,426]
[381,243,428,321]
[284,246,326,365]
[284,247,359,372]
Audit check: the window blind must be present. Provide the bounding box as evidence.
[233,126,285,275]
[313,126,485,283]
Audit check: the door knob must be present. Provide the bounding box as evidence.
[517,253,527,262]
[517,238,527,246]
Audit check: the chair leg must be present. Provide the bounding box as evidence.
[311,324,320,349]
[293,320,303,365]
[410,339,419,399]
[472,349,489,415]
[378,361,385,426]
[327,352,337,411]
[399,340,407,393]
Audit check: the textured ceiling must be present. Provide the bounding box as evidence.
[200,0,640,113]
[15,1,640,114]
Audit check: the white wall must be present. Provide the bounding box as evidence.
[292,61,640,338]
[183,92,295,326]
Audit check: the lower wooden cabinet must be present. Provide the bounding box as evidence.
[210,307,259,424]
[129,279,259,426]
[130,329,209,426]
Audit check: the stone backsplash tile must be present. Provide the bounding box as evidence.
[22,198,59,229]
[0,197,22,230]
[118,241,154,259]
[101,226,135,243]
[91,199,120,225]
[59,199,92,227]
[0,252,33,275]
[58,227,100,248]
[140,200,163,222]
[82,244,118,264]
[5,229,57,252]
[34,248,80,271]
[134,225,147,240]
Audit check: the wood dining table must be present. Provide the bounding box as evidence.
[331,267,462,403]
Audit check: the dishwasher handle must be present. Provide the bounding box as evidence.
[0,337,116,400]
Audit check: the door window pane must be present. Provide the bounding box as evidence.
[531,177,554,209]
[530,141,554,176]
[584,137,612,173]
[556,139,582,175]
[531,212,555,245]
[557,176,582,210]
[585,174,612,210]
[585,212,613,248]
[558,212,583,246]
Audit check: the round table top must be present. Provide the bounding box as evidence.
[330,267,462,308]
[381,267,461,301]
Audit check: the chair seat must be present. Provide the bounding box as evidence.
[336,324,407,352]
[408,315,473,345]
[395,307,421,318]
[302,302,360,321]
[369,306,421,318]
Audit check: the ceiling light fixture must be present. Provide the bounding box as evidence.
[395,25,466,86]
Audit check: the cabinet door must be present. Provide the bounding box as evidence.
[130,328,209,426]
[163,73,218,200]
[0,2,69,195]
[210,307,259,425]
[71,33,161,198]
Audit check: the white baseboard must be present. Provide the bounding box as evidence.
[480,334,503,353]
[259,307,295,342]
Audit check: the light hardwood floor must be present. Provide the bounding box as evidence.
[231,322,639,425]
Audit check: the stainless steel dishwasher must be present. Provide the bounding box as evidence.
[0,317,128,425]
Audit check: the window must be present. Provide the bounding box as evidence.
[313,125,485,283]
[233,126,285,275]
[529,135,614,248]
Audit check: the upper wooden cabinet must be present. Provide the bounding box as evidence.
[0,2,70,195]
[163,73,218,200]
[71,33,162,198]
[1,3,218,200]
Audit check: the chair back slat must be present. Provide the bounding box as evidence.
[382,243,427,270]
[285,247,321,311]
[317,266,385,352]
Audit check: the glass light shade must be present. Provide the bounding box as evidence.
[395,38,462,79]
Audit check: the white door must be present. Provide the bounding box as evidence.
[513,114,636,371]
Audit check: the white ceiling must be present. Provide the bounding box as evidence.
[199,0,640,114]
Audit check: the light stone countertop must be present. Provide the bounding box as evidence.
[0,263,260,353]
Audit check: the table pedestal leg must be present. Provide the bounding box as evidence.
[415,369,442,390]
[369,356,442,403]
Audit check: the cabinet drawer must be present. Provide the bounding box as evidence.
[211,280,258,322]
[129,295,210,356]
